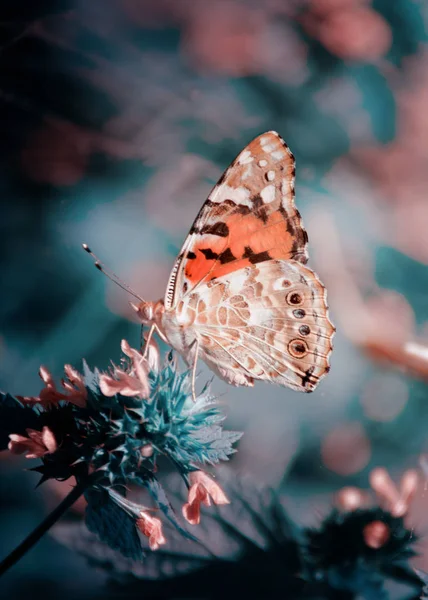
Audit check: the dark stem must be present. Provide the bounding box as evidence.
[0,478,89,577]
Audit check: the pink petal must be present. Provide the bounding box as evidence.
[182,500,201,525]
[146,340,160,373]
[26,429,44,443]
[16,395,41,405]
[136,512,166,550]
[39,366,54,385]
[39,387,63,407]
[188,471,230,506]
[8,432,46,458]
[120,339,133,358]
[99,375,123,396]
[62,365,87,407]
[187,482,211,507]
[207,482,230,506]
[148,522,167,551]
[41,427,57,453]
[141,444,154,457]
[63,364,84,387]
[8,434,31,455]
[99,372,138,397]
[9,434,28,443]
[120,340,150,398]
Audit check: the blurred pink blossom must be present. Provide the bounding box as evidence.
[303,5,391,61]
[177,2,268,76]
[363,520,390,549]
[8,426,57,459]
[370,467,419,518]
[18,364,87,408]
[335,486,370,511]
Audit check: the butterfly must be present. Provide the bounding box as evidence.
[88,131,334,395]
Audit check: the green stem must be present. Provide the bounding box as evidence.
[0,478,89,577]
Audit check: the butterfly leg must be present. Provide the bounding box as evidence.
[139,324,145,351]
[191,338,200,402]
[142,324,156,360]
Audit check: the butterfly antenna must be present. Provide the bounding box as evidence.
[82,243,145,303]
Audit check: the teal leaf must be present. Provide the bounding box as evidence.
[85,488,143,560]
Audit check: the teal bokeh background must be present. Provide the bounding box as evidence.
[1,0,428,596]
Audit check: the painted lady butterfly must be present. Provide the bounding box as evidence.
[92,131,335,394]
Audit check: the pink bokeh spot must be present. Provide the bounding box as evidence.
[363,520,390,549]
[322,422,371,476]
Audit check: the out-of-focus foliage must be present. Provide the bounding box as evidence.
[2,0,428,597]
[55,476,425,599]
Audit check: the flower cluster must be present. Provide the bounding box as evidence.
[1,340,241,556]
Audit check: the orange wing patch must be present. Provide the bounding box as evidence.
[165,131,308,309]
[184,210,297,284]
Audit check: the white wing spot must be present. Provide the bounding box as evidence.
[272,150,285,161]
[241,164,253,180]
[281,179,290,195]
[260,184,276,204]
[210,183,252,207]
[258,159,268,167]
[238,150,254,165]
[267,170,275,181]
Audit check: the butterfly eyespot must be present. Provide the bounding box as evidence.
[293,309,306,319]
[287,292,303,306]
[299,324,310,336]
[282,279,291,288]
[288,339,309,358]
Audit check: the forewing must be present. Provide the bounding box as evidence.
[164,131,308,309]
[188,260,334,392]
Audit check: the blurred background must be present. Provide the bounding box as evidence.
[1,0,428,597]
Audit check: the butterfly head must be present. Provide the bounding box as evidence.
[131,300,164,325]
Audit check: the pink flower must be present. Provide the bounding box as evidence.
[182,471,230,525]
[99,339,156,399]
[60,365,88,407]
[8,426,57,459]
[136,511,166,550]
[17,365,87,408]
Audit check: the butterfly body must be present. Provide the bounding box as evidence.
[136,131,335,393]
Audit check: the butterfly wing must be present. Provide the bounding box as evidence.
[181,260,334,392]
[162,130,334,392]
[164,131,308,310]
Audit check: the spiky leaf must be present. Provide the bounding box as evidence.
[85,488,143,560]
